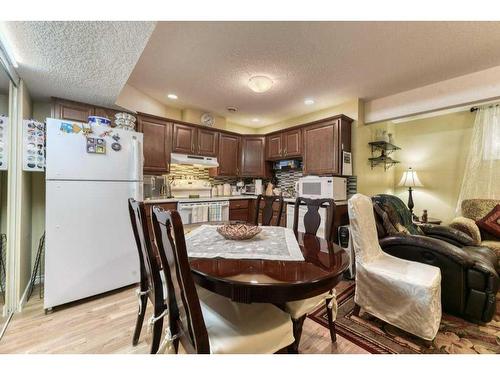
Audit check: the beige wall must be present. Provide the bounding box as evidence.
[115,84,182,120]
[254,100,359,134]
[392,110,474,224]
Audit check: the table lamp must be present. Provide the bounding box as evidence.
[398,167,423,217]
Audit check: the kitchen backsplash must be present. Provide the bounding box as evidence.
[166,164,240,185]
[274,169,357,199]
[161,164,357,198]
[274,169,303,196]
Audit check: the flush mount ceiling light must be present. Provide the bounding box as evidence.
[227,106,238,112]
[252,118,260,122]
[167,93,178,100]
[248,76,274,93]
[304,98,315,105]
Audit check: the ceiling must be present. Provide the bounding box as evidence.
[2,21,156,108]
[127,21,500,127]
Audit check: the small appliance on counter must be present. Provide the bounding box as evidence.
[171,179,212,198]
[235,180,245,195]
[295,175,347,201]
[144,175,170,199]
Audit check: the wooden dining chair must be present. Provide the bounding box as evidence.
[288,197,338,344]
[151,206,295,354]
[292,197,336,242]
[128,198,166,354]
[254,194,284,226]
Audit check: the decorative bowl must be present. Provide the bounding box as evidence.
[216,224,262,240]
[88,116,111,127]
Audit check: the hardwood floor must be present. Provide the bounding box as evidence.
[0,283,368,354]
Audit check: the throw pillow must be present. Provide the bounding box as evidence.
[476,204,500,239]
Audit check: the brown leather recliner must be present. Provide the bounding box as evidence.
[372,194,499,324]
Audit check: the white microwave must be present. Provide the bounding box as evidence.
[295,176,347,201]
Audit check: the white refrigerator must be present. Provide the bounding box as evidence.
[44,118,143,309]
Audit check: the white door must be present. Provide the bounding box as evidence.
[44,180,140,309]
[45,118,143,182]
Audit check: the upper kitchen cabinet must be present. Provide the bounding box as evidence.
[211,133,241,176]
[52,98,128,127]
[52,98,94,123]
[282,129,302,158]
[137,114,172,174]
[266,134,282,160]
[303,116,352,176]
[197,128,218,157]
[172,123,218,157]
[266,128,302,160]
[172,123,197,154]
[240,136,268,177]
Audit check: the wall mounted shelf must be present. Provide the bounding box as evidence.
[368,141,401,171]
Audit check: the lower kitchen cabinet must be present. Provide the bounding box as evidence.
[229,199,250,222]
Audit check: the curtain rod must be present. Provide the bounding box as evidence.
[470,103,499,112]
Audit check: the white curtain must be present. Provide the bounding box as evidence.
[456,105,500,212]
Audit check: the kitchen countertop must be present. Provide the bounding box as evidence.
[144,195,347,205]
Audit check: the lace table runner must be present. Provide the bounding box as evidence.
[185,225,305,261]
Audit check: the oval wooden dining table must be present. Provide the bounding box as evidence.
[189,231,349,305]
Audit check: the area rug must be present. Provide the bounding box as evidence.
[309,282,500,354]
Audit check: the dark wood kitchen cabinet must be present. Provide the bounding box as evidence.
[137,115,171,174]
[303,116,352,176]
[197,128,218,157]
[172,123,218,157]
[266,134,282,160]
[52,98,94,123]
[172,123,197,154]
[240,136,267,177]
[266,128,302,160]
[211,133,241,176]
[52,98,130,127]
[282,129,302,158]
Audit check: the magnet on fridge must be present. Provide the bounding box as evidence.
[111,142,121,151]
[96,145,105,154]
[112,134,120,142]
[60,122,74,133]
[100,130,113,138]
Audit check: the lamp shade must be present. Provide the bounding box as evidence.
[398,167,423,187]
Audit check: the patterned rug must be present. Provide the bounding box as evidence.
[309,282,500,354]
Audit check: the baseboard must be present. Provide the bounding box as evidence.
[18,275,44,311]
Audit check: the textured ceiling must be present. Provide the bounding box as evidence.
[127,21,500,127]
[3,21,156,107]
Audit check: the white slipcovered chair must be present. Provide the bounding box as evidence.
[347,194,442,341]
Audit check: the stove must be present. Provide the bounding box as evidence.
[170,179,212,198]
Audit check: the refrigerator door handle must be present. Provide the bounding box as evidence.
[131,136,143,182]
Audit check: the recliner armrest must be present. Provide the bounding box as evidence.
[380,235,475,267]
[419,224,475,246]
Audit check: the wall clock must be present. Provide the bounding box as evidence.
[200,112,215,127]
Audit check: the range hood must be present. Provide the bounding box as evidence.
[170,153,219,168]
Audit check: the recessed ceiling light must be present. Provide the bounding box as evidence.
[304,98,315,105]
[167,93,178,100]
[252,118,260,122]
[248,76,273,93]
